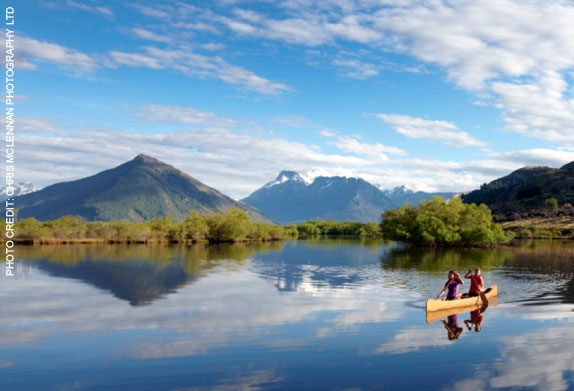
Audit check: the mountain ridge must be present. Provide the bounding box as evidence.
[242,171,455,223]
[461,161,574,221]
[13,154,269,222]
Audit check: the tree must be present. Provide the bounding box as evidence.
[182,211,209,240]
[381,196,514,246]
[16,218,49,239]
[206,208,251,241]
[146,217,173,240]
[545,197,558,210]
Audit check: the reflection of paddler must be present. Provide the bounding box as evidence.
[441,314,463,340]
[464,300,489,332]
[425,298,497,324]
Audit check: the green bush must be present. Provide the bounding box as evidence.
[545,197,558,210]
[380,197,514,246]
[297,222,321,236]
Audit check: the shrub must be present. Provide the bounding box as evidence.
[545,197,559,210]
[380,197,514,246]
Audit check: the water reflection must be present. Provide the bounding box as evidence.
[15,243,284,305]
[449,324,574,391]
[1,240,573,391]
[441,314,464,340]
[381,246,514,272]
[381,241,574,306]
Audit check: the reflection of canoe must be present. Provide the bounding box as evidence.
[425,299,497,324]
[426,285,498,312]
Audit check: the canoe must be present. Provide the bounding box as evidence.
[425,299,497,324]
[426,285,498,312]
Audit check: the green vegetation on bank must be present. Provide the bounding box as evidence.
[9,209,294,243]
[9,198,548,246]
[380,197,514,247]
[6,209,383,244]
[296,220,381,237]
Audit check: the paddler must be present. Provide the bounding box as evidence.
[436,271,463,300]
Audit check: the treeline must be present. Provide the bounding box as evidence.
[11,209,296,243]
[297,220,381,237]
[514,225,574,239]
[7,209,383,244]
[381,196,515,247]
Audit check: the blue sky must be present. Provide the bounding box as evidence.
[6,0,574,198]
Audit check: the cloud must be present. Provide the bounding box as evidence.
[64,0,113,17]
[374,327,452,355]
[132,4,171,20]
[320,130,337,138]
[15,125,368,198]
[175,370,284,391]
[333,58,379,79]
[1,257,409,361]
[18,36,97,72]
[208,0,573,144]
[450,325,574,391]
[332,135,408,162]
[130,27,172,44]
[491,71,574,147]
[490,148,574,169]
[377,114,487,147]
[16,116,60,134]
[370,1,574,90]
[109,46,291,94]
[139,104,236,127]
[271,115,309,127]
[15,110,573,196]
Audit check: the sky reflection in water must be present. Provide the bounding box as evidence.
[1,240,573,391]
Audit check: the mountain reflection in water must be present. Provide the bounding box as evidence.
[1,239,573,391]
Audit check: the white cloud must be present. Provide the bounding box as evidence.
[332,135,408,162]
[64,1,113,17]
[130,27,172,44]
[377,114,487,148]
[451,325,574,391]
[371,0,574,90]
[491,71,574,146]
[15,126,368,198]
[18,36,97,72]
[210,0,574,144]
[320,130,337,138]
[132,4,171,20]
[333,58,379,79]
[374,326,452,354]
[16,112,573,196]
[109,46,291,94]
[491,148,574,169]
[139,104,236,127]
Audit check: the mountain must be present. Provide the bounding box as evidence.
[243,171,453,224]
[461,162,574,221]
[12,154,269,222]
[381,185,455,207]
[1,182,40,202]
[243,171,394,223]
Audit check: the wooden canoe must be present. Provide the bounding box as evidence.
[426,285,498,312]
[425,299,497,324]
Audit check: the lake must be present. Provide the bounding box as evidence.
[1,239,573,391]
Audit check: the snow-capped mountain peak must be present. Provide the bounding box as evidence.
[0,182,40,201]
[380,185,414,197]
[264,171,310,188]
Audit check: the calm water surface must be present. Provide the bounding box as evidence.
[1,239,573,391]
